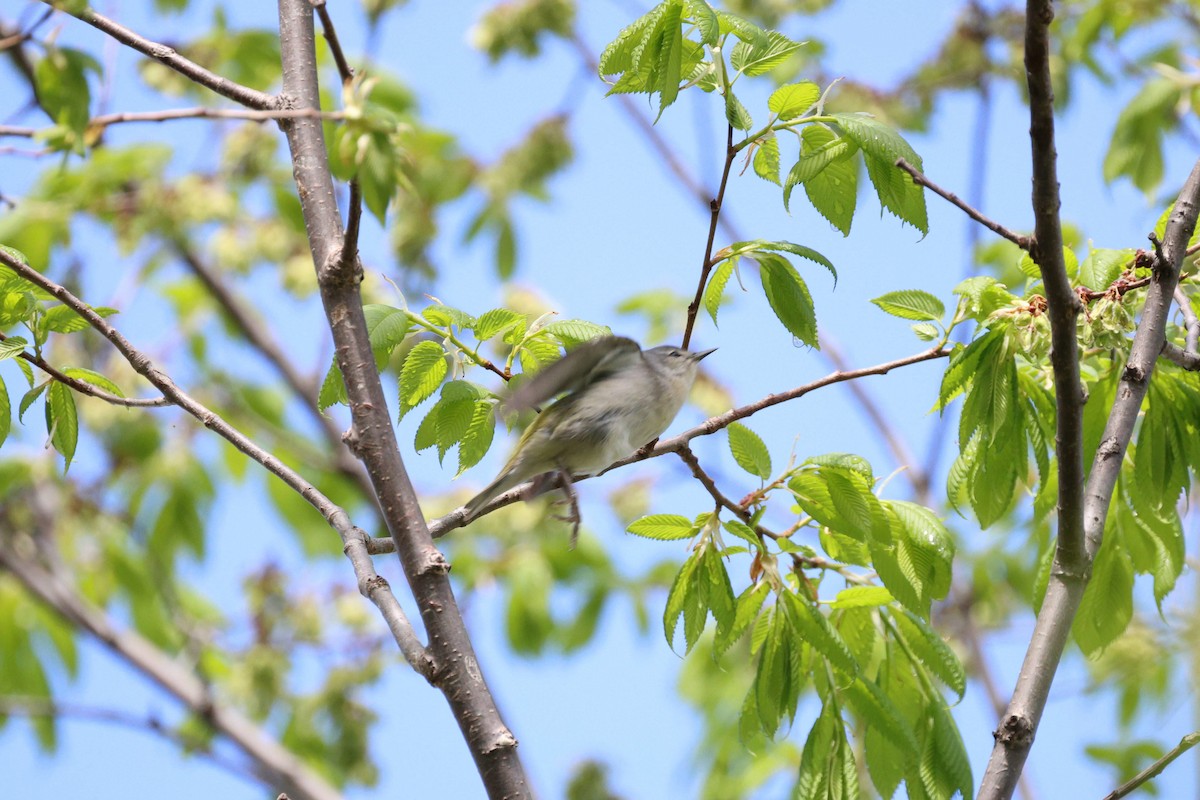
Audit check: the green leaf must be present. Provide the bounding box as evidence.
[783,590,857,676]
[912,322,940,341]
[801,149,859,236]
[893,608,966,701]
[728,421,771,479]
[729,30,803,77]
[474,308,525,342]
[397,340,448,417]
[796,701,857,800]
[752,136,781,186]
[457,400,497,475]
[768,81,819,120]
[729,239,837,284]
[714,580,770,658]
[19,382,47,422]
[363,304,411,368]
[42,304,118,334]
[1078,248,1132,290]
[1073,538,1134,655]
[703,258,735,326]
[422,304,476,330]
[724,91,753,131]
[831,113,927,233]
[541,319,612,347]
[61,367,124,398]
[318,360,346,411]
[627,513,697,540]
[683,0,719,45]
[45,382,78,470]
[828,586,894,609]
[0,337,28,360]
[0,375,9,447]
[871,289,945,321]
[652,3,684,118]
[843,676,919,760]
[757,253,817,347]
[664,549,701,648]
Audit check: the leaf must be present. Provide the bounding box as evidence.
[664,548,701,650]
[45,382,78,470]
[19,382,47,422]
[871,290,945,321]
[1073,539,1134,656]
[627,513,697,540]
[728,421,771,479]
[768,81,819,120]
[683,0,719,45]
[730,239,837,284]
[724,91,753,131]
[0,375,9,447]
[828,586,894,609]
[652,3,684,118]
[1078,248,1132,290]
[474,308,525,342]
[831,113,927,233]
[893,608,966,701]
[843,676,919,761]
[541,319,612,347]
[703,258,735,326]
[362,304,411,367]
[783,590,857,676]
[318,360,347,411]
[757,253,817,347]
[729,30,803,77]
[714,580,771,658]
[0,336,28,360]
[61,367,124,398]
[752,136,781,186]
[457,399,497,475]
[796,701,857,800]
[397,340,448,417]
[42,304,118,334]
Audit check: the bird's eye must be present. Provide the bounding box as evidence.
[669,350,682,357]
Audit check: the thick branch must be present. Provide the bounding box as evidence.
[43,2,274,110]
[978,160,1200,799]
[273,2,529,796]
[0,248,428,677]
[0,547,340,800]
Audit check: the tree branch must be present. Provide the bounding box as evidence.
[1099,732,1200,800]
[273,2,530,796]
[896,158,1030,250]
[979,159,1200,799]
[0,247,429,678]
[0,546,342,800]
[682,123,735,350]
[1175,285,1199,354]
[0,107,343,139]
[42,2,274,110]
[0,331,170,407]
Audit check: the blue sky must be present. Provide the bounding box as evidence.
[2,1,1195,798]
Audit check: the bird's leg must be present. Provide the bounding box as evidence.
[550,465,582,548]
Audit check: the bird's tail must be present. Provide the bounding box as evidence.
[462,470,523,522]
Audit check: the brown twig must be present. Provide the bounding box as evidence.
[0,331,170,407]
[310,0,353,86]
[682,123,736,350]
[896,158,1030,249]
[0,107,344,139]
[1099,732,1200,800]
[42,2,274,110]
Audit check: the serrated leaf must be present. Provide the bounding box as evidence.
[318,360,347,411]
[799,146,859,235]
[730,30,803,76]
[715,580,770,658]
[871,289,944,321]
[46,381,78,470]
[912,322,939,341]
[474,308,525,342]
[730,239,837,284]
[752,136,781,186]
[728,421,771,479]
[683,0,719,45]
[42,304,118,334]
[652,3,684,118]
[724,91,753,131]
[768,81,819,120]
[422,304,475,330]
[628,513,697,540]
[0,337,28,360]
[1078,248,1132,290]
[457,400,497,475]
[844,676,919,760]
[757,253,817,347]
[541,319,611,347]
[893,608,966,701]
[828,586,894,609]
[61,367,124,397]
[783,590,857,675]
[703,258,735,326]
[664,549,701,648]
[19,382,48,422]
[397,340,448,417]
[363,304,411,367]
[722,518,762,549]
[1073,539,1134,655]
[0,375,10,447]
[831,113,927,233]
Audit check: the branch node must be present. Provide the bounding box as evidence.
[1121,361,1147,385]
[993,714,1034,746]
[417,549,452,576]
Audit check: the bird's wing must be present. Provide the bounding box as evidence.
[504,336,640,413]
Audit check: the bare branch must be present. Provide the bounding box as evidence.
[310,0,354,86]
[682,123,735,350]
[42,2,274,110]
[1099,732,1200,800]
[273,1,530,794]
[0,547,342,800]
[0,107,344,139]
[1175,285,1199,354]
[0,247,429,677]
[896,158,1030,250]
[414,346,950,541]
[0,331,170,407]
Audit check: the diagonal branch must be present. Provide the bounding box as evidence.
[0,247,428,679]
[0,546,341,800]
[0,331,170,407]
[0,107,342,139]
[896,158,1030,249]
[273,2,530,796]
[42,2,274,110]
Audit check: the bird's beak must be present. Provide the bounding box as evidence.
[694,347,717,360]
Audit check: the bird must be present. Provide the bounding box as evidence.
[461,335,715,528]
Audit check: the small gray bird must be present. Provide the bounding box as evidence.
[462,335,715,523]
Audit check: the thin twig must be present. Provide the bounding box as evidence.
[682,123,735,350]
[896,158,1030,249]
[0,331,170,407]
[0,247,429,678]
[406,346,950,543]
[1175,285,1199,354]
[0,696,259,784]
[342,179,363,265]
[310,0,354,86]
[1099,733,1200,800]
[0,107,344,139]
